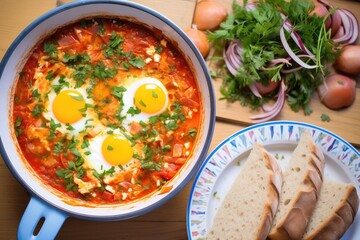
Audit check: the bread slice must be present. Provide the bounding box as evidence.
[302,179,359,240]
[207,143,282,240]
[268,132,325,240]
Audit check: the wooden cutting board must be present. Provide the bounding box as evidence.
[200,0,360,147]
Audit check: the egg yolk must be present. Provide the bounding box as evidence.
[102,134,134,165]
[134,83,167,114]
[52,89,86,124]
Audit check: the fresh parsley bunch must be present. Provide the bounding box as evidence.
[209,0,339,114]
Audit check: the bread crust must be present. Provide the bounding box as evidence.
[257,151,283,240]
[207,144,283,240]
[303,185,359,240]
[268,132,325,240]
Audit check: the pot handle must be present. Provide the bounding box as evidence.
[18,196,68,240]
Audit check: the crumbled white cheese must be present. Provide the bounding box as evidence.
[105,185,115,194]
[184,142,190,149]
[153,53,161,62]
[187,110,193,119]
[146,46,156,55]
[122,193,128,200]
[145,57,152,64]
[73,176,96,195]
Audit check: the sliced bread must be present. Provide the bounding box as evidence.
[268,132,325,240]
[302,179,359,240]
[207,143,282,240]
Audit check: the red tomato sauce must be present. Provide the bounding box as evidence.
[12,18,202,204]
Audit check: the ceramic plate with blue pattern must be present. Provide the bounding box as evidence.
[187,121,360,240]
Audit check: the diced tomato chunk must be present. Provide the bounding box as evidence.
[173,144,183,157]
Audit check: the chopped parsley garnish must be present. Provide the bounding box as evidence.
[56,152,86,191]
[14,116,22,136]
[129,55,145,69]
[169,65,175,71]
[43,41,58,59]
[165,119,178,131]
[188,128,198,139]
[93,166,115,180]
[139,100,147,107]
[45,70,56,81]
[70,95,84,101]
[48,118,61,140]
[93,61,118,80]
[81,139,90,149]
[155,45,163,53]
[162,145,171,153]
[32,89,41,100]
[96,19,106,35]
[53,141,64,155]
[127,106,141,116]
[111,86,127,99]
[152,90,158,98]
[31,104,44,117]
[66,123,75,131]
[103,31,124,57]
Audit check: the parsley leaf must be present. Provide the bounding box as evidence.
[43,41,58,59]
[321,113,331,122]
[127,106,141,116]
[129,55,145,69]
[14,116,22,136]
[103,31,124,57]
[48,118,61,140]
[32,104,44,117]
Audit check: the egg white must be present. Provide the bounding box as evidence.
[42,76,98,136]
[80,128,140,173]
[121,77,169,130]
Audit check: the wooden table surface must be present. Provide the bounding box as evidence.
[0,0,359,239]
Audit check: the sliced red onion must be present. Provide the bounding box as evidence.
[246,2,257,11]
[268,58,291,68]
[235,44,243,56]
[282,22,315,57]
[280,54,315,73]
[249,81,286,123]
[223,40,243,75]
[333,10,353,43]
[318,0,332,9]
[280,14,315,57]
[333,26,344,39]
[330,9,342,37]
[249,84,262,98]
[261,81,286,112]
[280,26,318,69]
[223,51,239,75]
[342,9,359,44]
